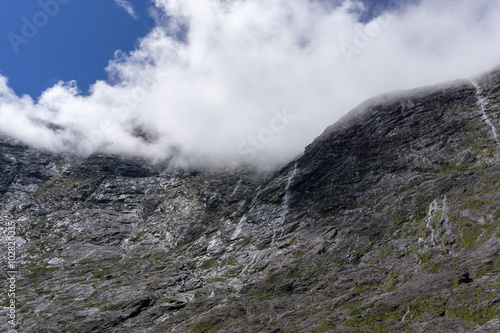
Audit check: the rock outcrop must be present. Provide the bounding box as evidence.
[1,69,500,332]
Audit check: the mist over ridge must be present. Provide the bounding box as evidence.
[1,0,500,168]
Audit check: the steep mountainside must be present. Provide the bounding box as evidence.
[1,69,500,332]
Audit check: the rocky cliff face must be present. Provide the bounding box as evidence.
[1,69,500,332]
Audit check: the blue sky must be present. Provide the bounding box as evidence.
[0,0,408,99]
[0,0,155,98]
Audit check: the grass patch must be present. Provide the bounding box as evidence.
[408,294,446,318]
[201,256,219,269]
[459,200,484,211]
[343,303,404,332]
[312,317,338,332]
[446,304,499,325]
[189,321,218,333]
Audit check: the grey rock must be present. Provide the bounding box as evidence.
[1,69,500,332]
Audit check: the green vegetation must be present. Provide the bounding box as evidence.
[238,237,254,247]
[408,294,446,318]
[461,224,484,249]
[459,200,484,211]
[438,162,460,173]
[189,306,246,332]
[416,253,447,273]
[201,256,219,269]
[475,254,500,278]
[312,317,338,332]
[354,280,380,293]
[335,294,448,332]
[343,303,405,332]
[446,304,499,325]
[447,211,496,249]
[417,254,431,263]
[386,271,402,290]
[292,250,305,259]
[99,303,128,312]
[189,321,218,333]
[22,261,57,279]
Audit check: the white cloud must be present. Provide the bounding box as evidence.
[114,0,137,19]
[1,0,500,168]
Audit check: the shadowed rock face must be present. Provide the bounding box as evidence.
[1,69,500,332]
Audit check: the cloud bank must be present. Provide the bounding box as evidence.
[1,0,500,167]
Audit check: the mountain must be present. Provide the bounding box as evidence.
[1,68,500,332]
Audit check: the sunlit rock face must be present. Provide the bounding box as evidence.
[1,69,500,332]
